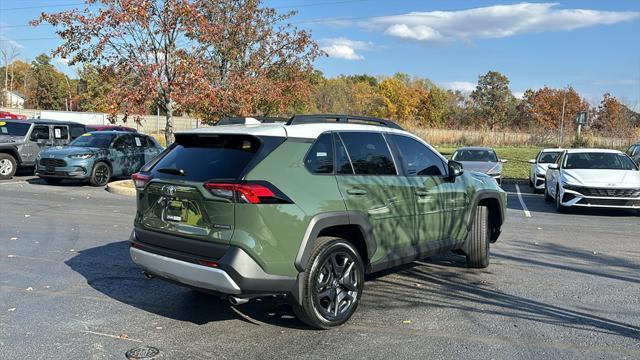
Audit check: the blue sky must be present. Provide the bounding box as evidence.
[1,0,639,109]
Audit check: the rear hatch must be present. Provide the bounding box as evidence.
[135,132,286,247]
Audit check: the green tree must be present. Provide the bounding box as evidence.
[470,71,515,129]
[27,54,68,110]
[77,64,114,113]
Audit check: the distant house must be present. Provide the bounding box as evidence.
[2,90,25,109]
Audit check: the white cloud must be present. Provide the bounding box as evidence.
[513,91,525,99]
[442,81,476,93]
[0,35,24,51]
[320,37,374,60]
[366,3,640,43]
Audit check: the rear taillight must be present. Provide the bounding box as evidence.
[203,182,292,204]
[198,260,219,268]
[131,173,151,189]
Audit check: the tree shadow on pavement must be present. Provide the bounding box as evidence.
[363,252,640,340]
[65,240,308,329]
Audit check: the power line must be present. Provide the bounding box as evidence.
[0,2,87,11]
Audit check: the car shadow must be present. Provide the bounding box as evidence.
[65,240,309,329]
[363,252,640,340]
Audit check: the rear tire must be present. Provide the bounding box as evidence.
[465,205,490,268]
[0,153,17,180]
[43,178,62,185]
[293,236,364,329]
[89,162,111,187]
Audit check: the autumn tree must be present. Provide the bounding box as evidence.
[521,86,588,136]
[77,64,115,113]
[592,93,638,136]
[36,0,320,144]
[470,71,515,129]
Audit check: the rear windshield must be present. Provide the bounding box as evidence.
[151,134,261,181]
[563,152,638,170]
[0,121,30,136]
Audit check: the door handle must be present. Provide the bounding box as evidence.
[415,189,430,196]
[347,188,367,195]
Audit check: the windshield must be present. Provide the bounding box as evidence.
[69,133,114,148]
[0,121,30,137]
[538,151,562,164]
[452,149,498,162]
[564,152,638,170]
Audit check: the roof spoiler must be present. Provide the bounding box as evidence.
[286,114,403,130]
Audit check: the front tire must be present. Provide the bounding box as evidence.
[89,162,111,187]
[0,153,17,180]
[465,205,490,268]
[555,186,567,213]
[294,237,364,329]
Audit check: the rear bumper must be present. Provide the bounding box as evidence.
[130,247,241,294]
[129,229,299,300]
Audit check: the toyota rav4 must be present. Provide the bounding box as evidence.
[129,115,506,329]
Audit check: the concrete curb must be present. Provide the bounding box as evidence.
[106,180,136,197]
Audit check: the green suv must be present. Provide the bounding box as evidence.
[129,115,506,329]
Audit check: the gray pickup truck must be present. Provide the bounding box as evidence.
[0,119,86,179]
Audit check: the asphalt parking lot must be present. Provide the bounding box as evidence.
[1,174,639,359]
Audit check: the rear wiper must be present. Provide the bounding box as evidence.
[157,167,185,176]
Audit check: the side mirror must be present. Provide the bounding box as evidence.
[527,159,535,164]
[548,164,559,170]
[448,160,464,180]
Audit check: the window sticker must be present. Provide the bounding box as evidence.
[134,137,142,147]
[82,133,92,137]
[0,121,6,126]
[54,128,62,138]
[317,152,327,157]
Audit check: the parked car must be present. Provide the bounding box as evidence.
[35,131,163,186]
[0,111,28,120]
[626,143,640,165]
[528,148,564,192]
[545,149,640,213]
[0,119,86,180]
[85,124,137,132]
[128,114,506,329]
[450,147,506,185]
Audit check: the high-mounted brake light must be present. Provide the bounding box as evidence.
[203,182,289,204]
[131,173,151,189]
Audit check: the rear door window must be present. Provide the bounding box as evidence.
[151,134,262,181]
[53,126,69,140]
[30,125,50,141]
[338,132,397,175]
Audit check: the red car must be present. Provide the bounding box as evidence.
[85,124,137,132]
[0,111,27,120]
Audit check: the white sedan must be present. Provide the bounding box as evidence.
[545,149,640,213]
[528,148,564,192]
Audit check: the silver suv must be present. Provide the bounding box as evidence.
[627,143,640,165]
[0,119,86,179]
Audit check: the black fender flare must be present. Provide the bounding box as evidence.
[0,146,22,165]
[294,211,376,272]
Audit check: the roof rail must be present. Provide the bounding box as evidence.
[216,116,288,126]
[286,114,403,130]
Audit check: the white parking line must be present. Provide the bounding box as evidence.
[514,184,532,218]
[0,181,25,186]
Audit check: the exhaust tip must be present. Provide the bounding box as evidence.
[228,296,249,305]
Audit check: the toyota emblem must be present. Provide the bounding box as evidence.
[163,185,177,196]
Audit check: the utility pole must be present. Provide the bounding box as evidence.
[559,88,567,147]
